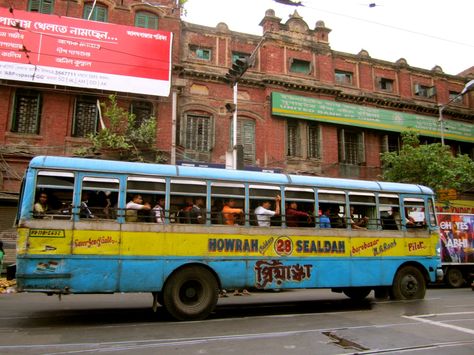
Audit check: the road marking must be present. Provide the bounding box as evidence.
[403,312,474,335]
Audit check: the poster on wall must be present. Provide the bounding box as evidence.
[0,8,172,96]
[438,213,474,264]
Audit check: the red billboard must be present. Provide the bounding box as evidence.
[0,8,172,96]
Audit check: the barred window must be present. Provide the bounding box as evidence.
[131,101,153,126]
[28,0,54,13]
[338,129,365,165]
[183,114,213,152]
[135,11,158,29]
[308,122,320,159]
[72,96,99,138]
[11,89,42,134]
[83,3,108,22]
[287,121,299,157]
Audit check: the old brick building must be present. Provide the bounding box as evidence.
[0,0,473,201]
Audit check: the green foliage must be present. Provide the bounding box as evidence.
[75,95,160,162]
[381,131,474,195]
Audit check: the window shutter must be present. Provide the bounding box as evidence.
[28,0,41,12]
[381,134,389,153]
[42,0,54,14]
[358,131,366,163]
[338,128,345,162]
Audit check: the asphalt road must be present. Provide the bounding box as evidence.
[0,287,473,354]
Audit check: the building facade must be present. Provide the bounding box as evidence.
[0,0,473,201]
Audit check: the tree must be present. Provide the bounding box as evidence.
[381,131,474,197]
[75,95,164,162]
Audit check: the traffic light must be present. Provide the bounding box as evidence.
[225,57,251,85]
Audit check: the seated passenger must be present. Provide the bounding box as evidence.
[152,197,165,224]
[80,192,95,219]
[319,206,331,228]
[329,206,345,228]
[126,194,151,222]
[255,195,281,227]
[190,197,206,224]
[349,206,369,230]
[33,192,49,218]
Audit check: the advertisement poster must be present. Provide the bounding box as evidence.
[0,8,172,96]
[438,213,474,264]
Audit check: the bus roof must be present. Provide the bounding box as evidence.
[29,156,434,195]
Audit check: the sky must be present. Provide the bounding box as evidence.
[183,0,474,76]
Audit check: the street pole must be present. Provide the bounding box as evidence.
[438,79,474,146]
[232,82,238,169]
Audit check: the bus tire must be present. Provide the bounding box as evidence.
[391,266,426,300]
[162,266,218,321]
[342,287,371,300]
[445,268,465,288]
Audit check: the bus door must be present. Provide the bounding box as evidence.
[71,173,122,292]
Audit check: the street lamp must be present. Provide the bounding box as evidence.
[438,79,474,145]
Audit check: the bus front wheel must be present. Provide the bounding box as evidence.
[391,266,426,300]
[162,266,218,321]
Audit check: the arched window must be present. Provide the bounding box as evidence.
[83,3,108,22]
[135,11,159,30]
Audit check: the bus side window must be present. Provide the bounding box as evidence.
[349,192,376,230]
[211,182,245,225]
[284,187,315,228]
[81,177,120,220]
[250,185,281,227]
[126,176,165,223]
[403,197,427,229]
[378,194,400,230]
[170,179,207,224]
[318,190,346,228]
[34,171,75,220]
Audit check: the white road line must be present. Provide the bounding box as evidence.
[403,312,474,335]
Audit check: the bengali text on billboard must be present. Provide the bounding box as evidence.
[0,8,172,96]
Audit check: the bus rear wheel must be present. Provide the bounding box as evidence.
[342,287,371,300]
[391,266,426,300]
[445,268,465,288]
[162,266,218,321]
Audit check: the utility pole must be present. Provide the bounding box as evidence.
[224,38,265,169]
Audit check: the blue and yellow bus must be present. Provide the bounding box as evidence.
[16,156,442,320]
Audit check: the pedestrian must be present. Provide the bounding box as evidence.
[0,241,4,276]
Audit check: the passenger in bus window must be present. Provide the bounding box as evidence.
[33,192,49,218]
[152,197,165,224]
[176,197,193,223]
[286,201,311,227]
[80,192,95,219]
[255,195,281,227]
[190,197,206,224]
[329,206,345,228]
[222,198,244,225]
[126,194,151,222]
[211,199,224,224]
[319,206,331,228]
[349,206,369,230]
[391,207,415,230]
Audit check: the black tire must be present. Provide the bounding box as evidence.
[162,266,218,321]
[342,287,371,300]
[445,268,465,288]
[391,266,426,300]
